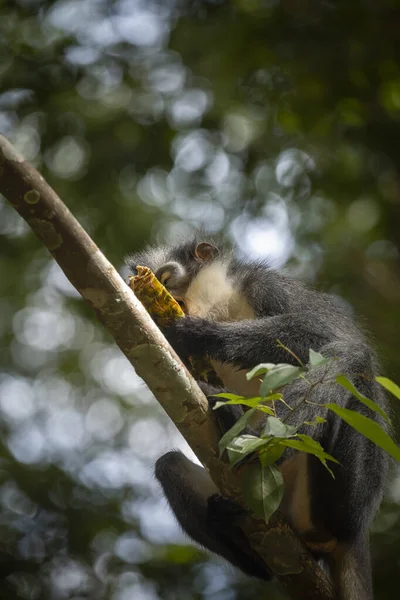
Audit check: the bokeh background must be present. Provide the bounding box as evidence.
[1,1,400,599]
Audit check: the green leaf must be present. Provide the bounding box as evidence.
[336,375,390,423]
[259,442,285,467]
[218,408,257,456]
[227,435,269,466]
[246,363,276,381]
[376,376,400,401]
[279,437,324,456]
[296,434,338,459]
[280,435,339,477]
[326,403,400,462]
[213,395,275,415]
[242,462,284,522]
[263,416,298,438]
[214,393,245,402]
[262,393,283,402]
[315,416,327,423]
[260,364,302,397]
[308,348,331,368]
[304,416,327,426]
[256,405,275,415]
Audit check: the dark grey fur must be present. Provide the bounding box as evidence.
[127,237,389,598]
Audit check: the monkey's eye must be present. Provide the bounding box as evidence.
[157,262,185,289]
[160,270,171,285]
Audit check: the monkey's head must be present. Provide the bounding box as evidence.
[126,237,233,319]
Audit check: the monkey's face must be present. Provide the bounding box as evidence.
[127,241,221,316]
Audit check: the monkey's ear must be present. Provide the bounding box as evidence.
[194,242,220,262]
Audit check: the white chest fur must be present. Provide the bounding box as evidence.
[211,361,262,397]
[184,260,314,537]
[185,261,258,397]
[185,261,254,322]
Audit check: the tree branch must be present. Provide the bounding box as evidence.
[0,134,335,600]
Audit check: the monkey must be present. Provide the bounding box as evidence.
[127,236,388,600]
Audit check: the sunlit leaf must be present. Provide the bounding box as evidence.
[304,416,327,426]
[256,405,275,415]
[315,416,327,423]
[296,434,337,456]
[213,394,274,411]
[263,393,283,402]
[246,363,276,380]
[213,393,245,402]
[213,399,275,414]
[281,434,339,477]
[336,375,390,423]
[326,403,400,462]
[376,376,400,401]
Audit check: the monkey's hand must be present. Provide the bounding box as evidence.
[164,317,214,364]
[196,380,224,403]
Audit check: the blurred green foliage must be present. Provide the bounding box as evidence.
[1,1,400,599]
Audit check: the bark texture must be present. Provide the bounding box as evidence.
[0,134,335,600]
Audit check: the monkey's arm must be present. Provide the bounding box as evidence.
[155,380,271,580]
[155,450,272,580]
[164,314,335,368]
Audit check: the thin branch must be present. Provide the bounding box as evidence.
[0,134,335,600]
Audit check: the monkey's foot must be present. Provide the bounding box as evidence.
[302,529,337,554]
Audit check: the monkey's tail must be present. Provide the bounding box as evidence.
[328,536,373,600]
